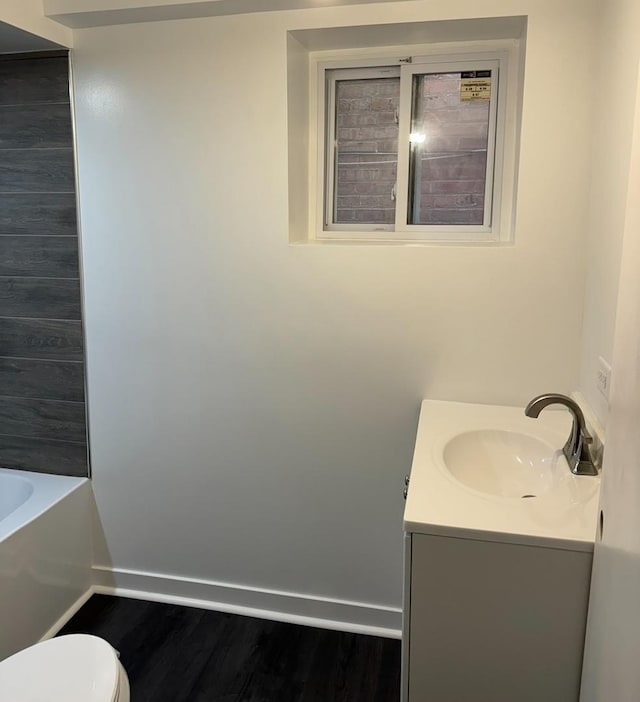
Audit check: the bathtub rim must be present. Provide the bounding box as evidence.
[0,468,88,543]
[0,473,35,522]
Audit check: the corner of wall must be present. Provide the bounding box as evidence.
[2,0,73,48]
[577,0,640,434]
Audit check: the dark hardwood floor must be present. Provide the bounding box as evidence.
[58,595,401,702]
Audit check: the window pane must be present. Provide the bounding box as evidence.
[334,77,400,225]
[408,71,491,226]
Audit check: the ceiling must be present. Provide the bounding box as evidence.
[43,0,412,29]
[0,21,63,53]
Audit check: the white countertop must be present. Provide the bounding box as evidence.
[404,400,601,552]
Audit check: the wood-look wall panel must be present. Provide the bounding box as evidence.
[0,358,84,402]
[0,53,88,477]
[0,56,70,106]
[0,318,83,361]
[0,194,77,236]
[0,148,75,193]
[0,396,86,443]
[0,236,79,277]
[0,434,87,477]
[0,278,81,320]
[0,103,73,149]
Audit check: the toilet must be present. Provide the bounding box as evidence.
[0,634,130,701]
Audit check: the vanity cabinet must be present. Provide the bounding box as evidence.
[402,531,592,702]
[401,399,600,702]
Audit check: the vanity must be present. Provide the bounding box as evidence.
[402,400,600,702]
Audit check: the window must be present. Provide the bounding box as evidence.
[318,51,513,242]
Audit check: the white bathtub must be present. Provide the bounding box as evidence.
[0,468,93,661]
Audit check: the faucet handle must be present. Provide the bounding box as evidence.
[525,393,598,475]
[580,427,593,444]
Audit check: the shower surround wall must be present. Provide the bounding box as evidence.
[0,52,87,477]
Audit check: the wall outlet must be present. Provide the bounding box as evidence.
[597,356,612,399]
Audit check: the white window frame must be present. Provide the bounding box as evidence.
[324,65,401,234]
[314,47,517,244]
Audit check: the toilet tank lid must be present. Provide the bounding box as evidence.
[0,634,120,702]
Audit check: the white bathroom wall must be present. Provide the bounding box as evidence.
[0,1,72,48]
[580,47,640,702]
[578,0,640,427]
[72,0,598,629]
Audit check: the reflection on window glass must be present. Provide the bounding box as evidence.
[408,71,491,226]
[334,77,400,225]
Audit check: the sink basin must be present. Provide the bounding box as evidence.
[404,399,600,550]
[443,430,559,498]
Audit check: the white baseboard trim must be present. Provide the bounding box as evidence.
[92,566,402,639]
[39,586,95,642]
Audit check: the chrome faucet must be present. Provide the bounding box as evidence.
[524,394,598,476]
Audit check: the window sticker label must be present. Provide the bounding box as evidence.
[460,76,491,101]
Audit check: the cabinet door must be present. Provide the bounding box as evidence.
[408,534,591,702]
